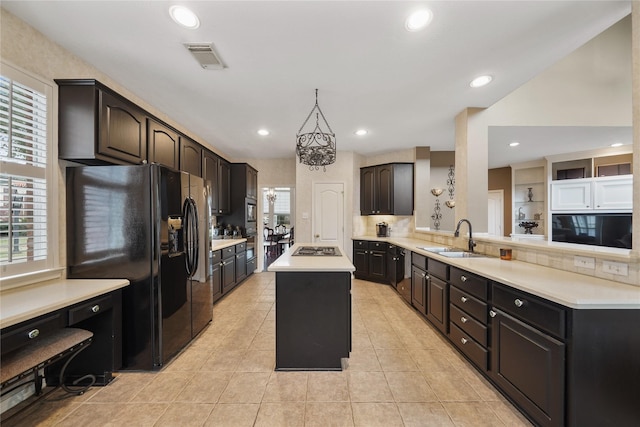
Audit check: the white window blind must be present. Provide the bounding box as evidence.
[0,68,51,273]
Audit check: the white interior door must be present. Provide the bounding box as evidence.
[488,189,504,236]
[313,182,344,247]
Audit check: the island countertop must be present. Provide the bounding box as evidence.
[268,243,355,273]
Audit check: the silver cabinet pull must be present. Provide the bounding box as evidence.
[460,337,468,344]
[460,275,468,282]
[460,296,468,303]
[28,329,40,339]
[514,298,524,308]
[91,304,100,313]
[489,310,497,318]
[461,316,468,323]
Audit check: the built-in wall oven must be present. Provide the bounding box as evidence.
[245,198,257,236]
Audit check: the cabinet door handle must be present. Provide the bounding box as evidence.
[461,316,468,323]
[514,298,524,308]
[91,304,100,313]
[28,329,40,339]
[460,275,468,282]
[460,296,468,303]
[460,337,468,345]
[489,310,497,318]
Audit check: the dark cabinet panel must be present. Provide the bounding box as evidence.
[426,275,448,334]
[411,265,427,315]
[202,150,231,216]
[147,118,179,169]
[180,136,202,177]
[57,79,147,165]
[235,250,247,283]
[360,163,413,215]
[221,256,236,293]
[218,159,231,215]
[228,163,259,236]
[352,240,387,283]
[211,250,223,303]
[490,308,565,427]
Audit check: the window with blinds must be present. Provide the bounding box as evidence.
[0,69,51,273]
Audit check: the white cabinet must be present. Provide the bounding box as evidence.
[593,176,633,210]
[551,175,632,212]
[551,179,592,210]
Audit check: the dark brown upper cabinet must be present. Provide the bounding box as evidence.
[180,136,202,177]
[147,118,179,169]
[56,79,147,165]
[360,163,414,215]
[203,149,231,215]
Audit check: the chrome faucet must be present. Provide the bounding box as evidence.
[454,219,476,252]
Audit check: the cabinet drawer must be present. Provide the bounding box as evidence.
[450,286,487,324]
[427,258,448,280]
[211,250,221,263]
[235,242,246,252]
[368,241,387,252]
[492,284,566,339]
[68,294,113,325]
[412,252,427,270]
[354,240,367,250]
[222,246,235,259]
[450,304,487,346]
[450,323,488,371]
[450,267,487,300]
[1,312,65,355]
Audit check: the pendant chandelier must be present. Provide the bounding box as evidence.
[296,89,336,171]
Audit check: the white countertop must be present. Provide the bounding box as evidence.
[353,236,640,309]
[268,244,356,273]
[211,238,247,251]
[1,278,130,329]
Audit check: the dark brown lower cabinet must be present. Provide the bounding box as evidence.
[490,308,565,427]
[210,251,223,303]
[411,266,427,315]
[221,255,235,293]
[235,250,247,283]
[426,275,448,334]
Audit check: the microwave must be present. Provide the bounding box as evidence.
[246,200,257,223]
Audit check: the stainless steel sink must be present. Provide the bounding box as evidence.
[417,247,485,258]
[438,251,484,258]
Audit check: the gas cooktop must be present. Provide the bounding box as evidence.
[291,246,341,256]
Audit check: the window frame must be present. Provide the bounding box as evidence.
[0,61,60,288]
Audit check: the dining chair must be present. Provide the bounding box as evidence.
[263,227,278,260]
[278,226,293,254]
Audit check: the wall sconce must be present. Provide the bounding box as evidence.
[431,188,443,230]
[445,165,455,208]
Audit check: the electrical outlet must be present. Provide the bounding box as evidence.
[602,261,628,276]
[574,256,595,269]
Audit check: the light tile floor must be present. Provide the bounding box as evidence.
[7,273,533,426]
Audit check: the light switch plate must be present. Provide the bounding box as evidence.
[602,261,628,276]
[574,256,595,269]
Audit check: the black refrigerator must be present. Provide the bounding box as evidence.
[66,164,212,370]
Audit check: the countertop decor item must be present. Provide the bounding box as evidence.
[519,221,538,234]
[296,89,336,171]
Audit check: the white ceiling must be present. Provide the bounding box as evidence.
[2,1,632,166]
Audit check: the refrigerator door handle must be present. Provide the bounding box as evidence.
[183,197,199,277]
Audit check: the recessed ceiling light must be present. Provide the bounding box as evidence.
[257,129,270,136]
[509,142,520,147]
[470,75,493,88]
[355,129,368,136]
[405,9,433,32]
[610,142,623,147]
[169,5,200,29]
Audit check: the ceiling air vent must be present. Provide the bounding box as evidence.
[184,43,225,70]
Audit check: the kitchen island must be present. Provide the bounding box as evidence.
[268,244,355,370]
